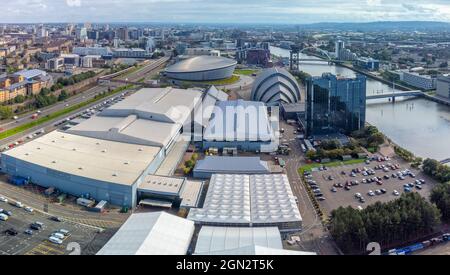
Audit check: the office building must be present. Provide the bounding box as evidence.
[306,73,366,137]
[193,156,271,179]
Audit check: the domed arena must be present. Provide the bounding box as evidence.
[165,55,237,81]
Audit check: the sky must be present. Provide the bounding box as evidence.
[2,0,450,24]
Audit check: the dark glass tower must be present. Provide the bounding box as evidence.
[306,73,366,137]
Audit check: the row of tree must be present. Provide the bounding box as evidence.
[56,71,96,87]
[422,158,450,183]
[431,183,450,223]
[305,139,364,161]
[351,125,385,149]
[330,193,441,254]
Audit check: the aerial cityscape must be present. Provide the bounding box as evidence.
[0,0,450,260]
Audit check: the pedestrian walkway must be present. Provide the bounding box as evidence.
[155,138,190,176]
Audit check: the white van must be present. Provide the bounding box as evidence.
[52,232,65,239]
[0,213,9,221]
[49,236,63,245]
[15,201,24,208]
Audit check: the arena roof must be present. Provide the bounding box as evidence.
[203,100,275,142]
[165,55,237,73]
[187,174,302,226]
[96,212,195,255]
[2,131,161,186]
[251,67,301,106]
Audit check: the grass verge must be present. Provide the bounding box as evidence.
[298,158,366,175]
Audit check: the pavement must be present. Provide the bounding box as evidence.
[280,120,341,255]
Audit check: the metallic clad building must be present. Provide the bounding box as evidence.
[305,73,366,137]
[251,67,301,106]
[165,56,237,81]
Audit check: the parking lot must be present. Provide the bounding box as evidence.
[0,198,107,255]
[304,156,437,215]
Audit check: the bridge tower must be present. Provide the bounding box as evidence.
[290,45,301,71]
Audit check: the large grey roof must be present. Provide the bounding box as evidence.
[251,67,301,106]
[96,212,194,255]
[203,100,275,142]
[194,156,270,174]
[165,55,237,73]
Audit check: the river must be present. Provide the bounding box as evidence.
[270,46,450,161]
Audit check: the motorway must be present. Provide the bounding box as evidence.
[0,57,169,148]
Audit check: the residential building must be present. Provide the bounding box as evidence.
[436,75,450,99]
[402,71,436,90]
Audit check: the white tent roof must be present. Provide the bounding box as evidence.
[96,212,194,255]
[194,226,283,255]
[187,174,302,225]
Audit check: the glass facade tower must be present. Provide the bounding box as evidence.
[306,73,366,137]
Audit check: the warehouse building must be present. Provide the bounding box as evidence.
[193,156,271,179]
[1,87,206,207]
[97,212,195,255]
[164,55,237,81]
[187,174,302,232]
[194,226,315,255]
[251,67,301,106]
[202,100,278,153]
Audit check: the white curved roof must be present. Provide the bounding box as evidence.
[251,67,301,105]
[166,55,237,73]
[96,212,194,255]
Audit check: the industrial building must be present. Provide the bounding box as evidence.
[202,100,277,153]
[97,212,195,255]
[164,56,237,81]
[194,226,316,255]
[193,156,271,179]
[187,174,302,232]
[251,67,301,106]
[2,87,208,207]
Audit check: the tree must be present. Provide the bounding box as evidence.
[439,62,448,68]
[58,90,69,101]
[14,95,26,104]
[431,184,450,222]
[305,150,316,160]
[0,106,13,119]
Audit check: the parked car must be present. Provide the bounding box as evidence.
[24,207,33,213]
[50,216,63,222]
[4,228,18,236]
[0,197,8,203]
[393,190,400,196]
[24,229,33,235]
[368,190,375,196]
[49,236,63,245]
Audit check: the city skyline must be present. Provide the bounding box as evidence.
[2,0,450,24]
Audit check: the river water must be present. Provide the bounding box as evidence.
[270,46,450,161]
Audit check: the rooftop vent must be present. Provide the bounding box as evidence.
[124,161,130,165]
[102,149,107,153]
[78,167,83,170]
[138,148,143,152]
[25,153,30,156]
[52,160,57,164]
[72,148,76,151]
[37,147,41,150]
[52,140,56,143]
[112,173,118,177]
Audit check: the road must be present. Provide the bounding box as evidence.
[281,120,340,255]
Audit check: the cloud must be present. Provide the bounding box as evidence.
[1,0,449,23]
[66,0,82,7]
